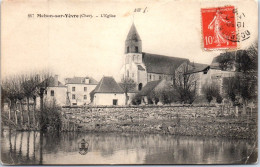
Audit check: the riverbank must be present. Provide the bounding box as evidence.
[61,106,257,140]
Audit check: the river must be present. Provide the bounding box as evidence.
[1,129,257,165]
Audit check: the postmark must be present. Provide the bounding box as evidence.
[201,6,237,50]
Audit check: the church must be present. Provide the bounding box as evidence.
[120,23,191,90]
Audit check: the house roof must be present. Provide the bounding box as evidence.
[118,83,138,93]
[142,52,189,75]
[93,76,124,94]
[139,80,162,96]
[126,23,141,42]
[185,63,210,74]
[40,76,66,87]
[65,76,98,84]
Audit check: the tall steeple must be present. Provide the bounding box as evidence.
[125,23,142,54]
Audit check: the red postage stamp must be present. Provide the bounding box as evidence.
[201,6,237,50]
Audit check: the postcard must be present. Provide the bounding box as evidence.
[1,0,258,165]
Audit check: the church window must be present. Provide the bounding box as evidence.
[132,73,135,77]
[135,46,138,53]
[138,83,143,91]
[127,46,129,53]
[51,90,54,96]
[149,74,151,80]
[127,70,129,77]
[159,76,162,80]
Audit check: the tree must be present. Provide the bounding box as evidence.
[147,90,159,105]
[120,77,136,105]
[235,50,254,73]
[223,74,257,115]
[2,76,18,124]
[235,74,256,115]
[174,63,197,104]
[153,86,175,105]
[21,74,39,126]
[246,42,258,72]
[202,82,219,104]
[131,93,142,105]
[216,52,235,71]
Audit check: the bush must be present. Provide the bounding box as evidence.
[40,100,62,132]
[131,94,142,105]
[158,89,173,104]
[202,82,219,104]
[147,90,159,105]
[216,95,223,104]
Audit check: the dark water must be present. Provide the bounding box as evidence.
[1,129,257,165]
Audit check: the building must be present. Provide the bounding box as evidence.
[91,76,125,105]
[37,75,67,107]
[65,76,98,106]
[120,23,191,90]
[139,79,172,104]
[185,64,236,96]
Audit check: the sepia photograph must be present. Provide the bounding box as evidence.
[0,0,258,165]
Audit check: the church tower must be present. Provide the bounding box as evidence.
[122,23,147,91]
[125,23,142,55]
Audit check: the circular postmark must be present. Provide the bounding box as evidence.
[221,8,251,43]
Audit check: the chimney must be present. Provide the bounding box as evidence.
[85,78,90,84]
[54,75,58,86]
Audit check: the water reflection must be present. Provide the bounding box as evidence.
[1,130,257,165]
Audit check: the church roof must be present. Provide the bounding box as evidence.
[139,80,162,96]
[142,52,189,75]
[65,76,98,85]
[137,65,145,71]
[126,23,141,42]
[93,76,124,94]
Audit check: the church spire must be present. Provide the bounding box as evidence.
[125,23,142,54]
[126,23,141,42]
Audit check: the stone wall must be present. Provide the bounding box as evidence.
[60,106,257,139]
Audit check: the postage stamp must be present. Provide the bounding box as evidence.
[201,6,237,50]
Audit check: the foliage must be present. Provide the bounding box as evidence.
[216,52,235,71]
[202,82,219,104]
[216,94,223,104]
[41,100,62,132]
[131,93,142,105]
[217,42,257,115]
[157,87,176,104]
[147,90,159,105]
[246,42,258,71]
[1,70,53,128]
[224,74,256,106]
[235,50,254,73]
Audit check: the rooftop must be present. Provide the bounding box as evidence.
[142,52,189,75]
[139,80,162,96]
[93,76,124,94]
[65,76,98,85]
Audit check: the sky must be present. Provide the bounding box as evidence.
[1,0,258,82]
